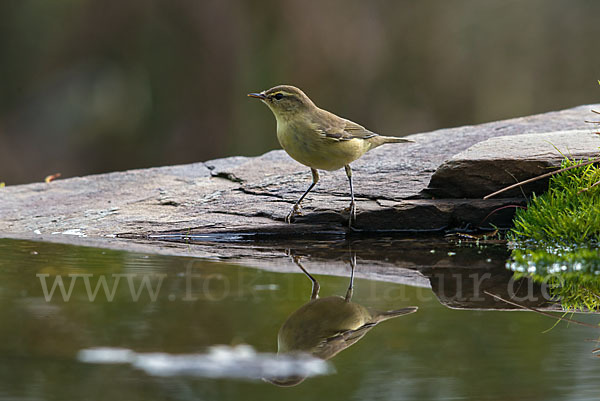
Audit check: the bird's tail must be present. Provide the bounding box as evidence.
[369,135,414,149]
[381,135,414,144]
[372,306,418,323]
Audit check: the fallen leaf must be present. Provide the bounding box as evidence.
[45,173,62,183]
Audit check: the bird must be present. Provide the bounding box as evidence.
[248,85,414,227]
[263,254,418,386]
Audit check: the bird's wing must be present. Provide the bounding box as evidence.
[317,118,379,142]
[337,323,377,344]
[313,323,378,359]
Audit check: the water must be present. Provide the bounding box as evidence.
[0,238,599,401]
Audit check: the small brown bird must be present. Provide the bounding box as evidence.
[248,85,413,227]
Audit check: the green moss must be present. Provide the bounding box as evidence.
[507,158,600,312]
[508,158,600,247]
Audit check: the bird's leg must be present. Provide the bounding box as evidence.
[345,253,356,302]
[344,165,356,227]
[286,168,319,223]
[289,253,321,300]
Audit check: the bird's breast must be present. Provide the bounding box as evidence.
[276,121,368,171]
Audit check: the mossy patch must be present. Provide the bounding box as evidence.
[508,158,600,247]
[507,158,600,312]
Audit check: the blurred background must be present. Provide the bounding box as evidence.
[0,0,599,185]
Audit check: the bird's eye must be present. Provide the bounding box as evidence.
[274,93,284,100]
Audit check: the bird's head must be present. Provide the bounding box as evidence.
[248,85,316,120]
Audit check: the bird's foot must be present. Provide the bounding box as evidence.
[285,204,302,223]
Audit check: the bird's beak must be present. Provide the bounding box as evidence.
[247,92,266,100]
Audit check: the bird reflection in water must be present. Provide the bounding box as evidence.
[264,253,418,386]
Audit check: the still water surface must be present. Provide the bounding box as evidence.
[0,238,598,400]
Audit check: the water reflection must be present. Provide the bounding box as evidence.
[422,263,562,312]
[265,253,417,386]
[508,247,600,313]
[2,239,600,400]
[78,344,331,380]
